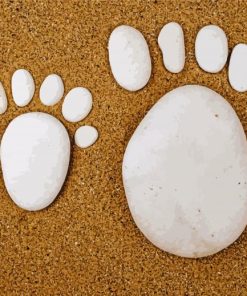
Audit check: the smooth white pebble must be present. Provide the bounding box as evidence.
[62,87,92,123]
[158,22,185,73]
[40,74,64,106]
[75,125,98,148]
[108,25,151,91]
[0,82,8,114]
[195,25,228,73]
[11,69,35,107]
[228,43,247,92]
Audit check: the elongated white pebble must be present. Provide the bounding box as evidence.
[158,22,185,73]
[0,82,7,114]
[228,44,247,92]
[1,112,70,211]
[123,85,247,258]
[195,25,228,73]
[62,87,92,123]
[40,74,64,106]
[108,25,151,91]
[75,126,98,148]
[11,69,35,107]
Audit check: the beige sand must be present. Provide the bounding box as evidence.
[0,1,247,295]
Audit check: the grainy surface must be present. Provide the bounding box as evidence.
[0,0,247,295]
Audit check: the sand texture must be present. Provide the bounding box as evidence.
[0,0,247,295]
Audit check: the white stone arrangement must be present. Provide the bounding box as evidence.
[1,22,246,259]
[108,23,247,258]
[108,23,246,91]
[0,70,98,211]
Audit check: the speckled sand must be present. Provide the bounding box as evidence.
[0,1,247,295]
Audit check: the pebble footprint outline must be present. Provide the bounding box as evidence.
[108,22,247,92]
[108,23,247,258]
[0,69,98,211]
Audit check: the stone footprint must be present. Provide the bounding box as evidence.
[0,70,98,211]
[108,24,247,258]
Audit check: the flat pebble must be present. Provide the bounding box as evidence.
[40,74,64,106]
[62,87,92,123]
[0,82,7,114]
[75,126,98,148]
[123,85,247,258]
[158,22,185,73]
[1,112,70,211]
[108,25,151,91]
[228,44,247,92]
[195,25,228,73]
[12,69,35,107]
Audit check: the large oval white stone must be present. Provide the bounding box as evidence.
[1,112,70,211]
[123,85,247,258]
[108,25,151,91]
[195,25,228,73]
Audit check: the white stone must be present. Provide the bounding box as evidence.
[40,74,64,106]
[123,85,247,258]
[0,82,7,114]
[75,126,98,148]
[195,25,228,73]
[11,69,35,107]
[62,87,92,123]
[108,25,151,91]
[1,112,70,211]
[228,44,247,92]
[158,22,185,73]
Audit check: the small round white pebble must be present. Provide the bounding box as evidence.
[62,87,92,123]
[12,69,35,107]
[0,82,8,114]
[40,74,64,106]
[75,126,98,148]
[228,44,247,92]
[108,25,152,91]
[195,25,228,73]
[158,22,185,73]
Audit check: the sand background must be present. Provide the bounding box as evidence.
[0,0,247,295]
